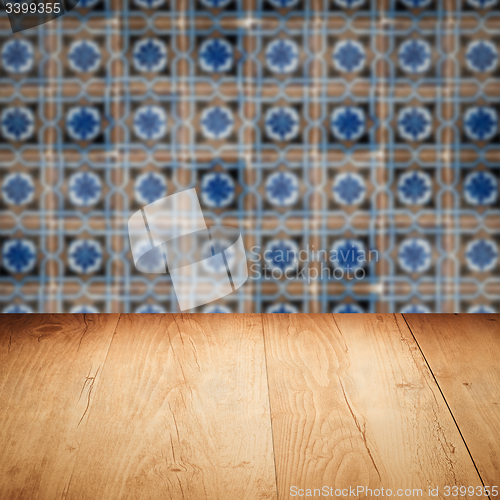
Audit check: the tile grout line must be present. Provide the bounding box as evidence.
[401,314,490,500]
[260,314,279,500]
[62,313,122,499]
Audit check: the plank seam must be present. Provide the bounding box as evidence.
[62,313,122,499]
[401,313,491,500]
[260,314,280,500]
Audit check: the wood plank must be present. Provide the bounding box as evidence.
[66,314,277,500]
[263,313,487,500]
[404,313,500,487]
[0,313,120,500]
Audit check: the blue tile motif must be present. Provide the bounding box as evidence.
[2,240,36,274]
[333,40,366,73]
[331,107,366,141]
[333,173,366,206]
[135,172,167,205]
[201,107,234,140]
[133,39,168,73]
[68,41,101,73]
[2,173,35,206]
[134,106,168,141]
[266,40,299,74]
[1,0,499,313]
[68,240,103,274]
[266,171,299,207]
[66,107,101,142]
[1,107,34,142]
[201,172,235,207]
[398,238,432,274]
[265,107,300,142]
[199,39,233,73]
[1,39,34,73]
[398,171,432,205]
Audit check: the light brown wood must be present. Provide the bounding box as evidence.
[65,314,277,500]
[1,313,497,500]
[0,313,120,500]
[404,313,500,487]
[263,313,487,500]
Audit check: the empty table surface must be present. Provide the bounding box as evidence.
[0,314,498,500]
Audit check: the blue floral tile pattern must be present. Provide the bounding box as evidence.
[398,39,432,74]
[466,40,498,73]
[463,171,498,206]
[133,39,168,73]
[66,107,101,142]
[466,239,498,272]
[266,171,299,207]
[134,172,167,205]
[1,39,34,73]
[264,239,298,273]
[199,39,233,73]
[398,171,432,205]
[69,172,102,207]
[201,106,234,139]
[2,173,35,206]
[331,239,366,271]
[331,107,366,142]
[68,41,101,73]
[265,107,300,142]
[333,40,366,73]
[1,0,499,313]
[398,238,432,274]
[1,107,34,142]
[333,173,366,206]
[266,40,299,74]
[398,107,432,142]
[464,107,498,142]
[2,239,36,274]
[68,240,102,274]
[134,106,167,141]
[201,172,235,208]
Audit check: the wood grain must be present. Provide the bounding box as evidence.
[0,313,120,500]
[65,314,277,500]
[404,313,500,487]
[263,313,487,500]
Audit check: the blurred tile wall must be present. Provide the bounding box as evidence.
[0,0,499,312]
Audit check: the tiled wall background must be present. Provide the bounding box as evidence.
[1,0,499,313]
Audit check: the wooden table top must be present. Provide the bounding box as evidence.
[0,314,498,500]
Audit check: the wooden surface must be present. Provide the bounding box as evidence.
[264,314,487,499]
[404,314,500,488]
[65,314,276,500]
[0,313,498,500]
[0,314,120,500]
